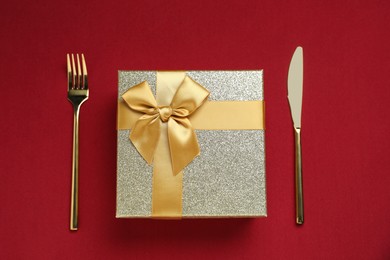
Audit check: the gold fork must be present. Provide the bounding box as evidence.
[67,53,89,231]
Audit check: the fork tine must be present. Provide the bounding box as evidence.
[71,54,76,90]
[67,54,72,90]
[76,54,82,90]
[81,54,88,89]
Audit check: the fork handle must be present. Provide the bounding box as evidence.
[70,105,81,231]
[294,127,304,225]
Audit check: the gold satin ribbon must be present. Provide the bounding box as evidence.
[121,75,210,175]
[118,71,265,218]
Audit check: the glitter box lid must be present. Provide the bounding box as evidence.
[117,71,266,218]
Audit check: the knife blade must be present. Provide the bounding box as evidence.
[287,46,304,225]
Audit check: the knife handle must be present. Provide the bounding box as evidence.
[294,127,304,225]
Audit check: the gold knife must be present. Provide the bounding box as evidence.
[287,46,304,225]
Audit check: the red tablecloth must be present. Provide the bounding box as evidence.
[1,0,390,259]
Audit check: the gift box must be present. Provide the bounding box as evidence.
[116,71,266,218]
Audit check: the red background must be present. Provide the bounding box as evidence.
[1,0,390,259]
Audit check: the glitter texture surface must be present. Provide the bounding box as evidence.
[187,71,263,101]
[117,130,153,217]
[117,71,266,218]
[183,130,266,217]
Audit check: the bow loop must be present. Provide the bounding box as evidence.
[122,81,158,115]
[122,76,209,175]
[171,76,210,116]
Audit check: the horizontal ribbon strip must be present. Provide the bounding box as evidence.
[118,100,265,130]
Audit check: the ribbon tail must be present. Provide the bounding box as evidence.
[167,117,200,175]
[130,114,161,164]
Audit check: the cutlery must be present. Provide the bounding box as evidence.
[287,47,304,225]
[67,53,89,230]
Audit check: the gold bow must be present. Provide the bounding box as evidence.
[122,76,210,175]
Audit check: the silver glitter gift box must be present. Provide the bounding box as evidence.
[117,71,266,218]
